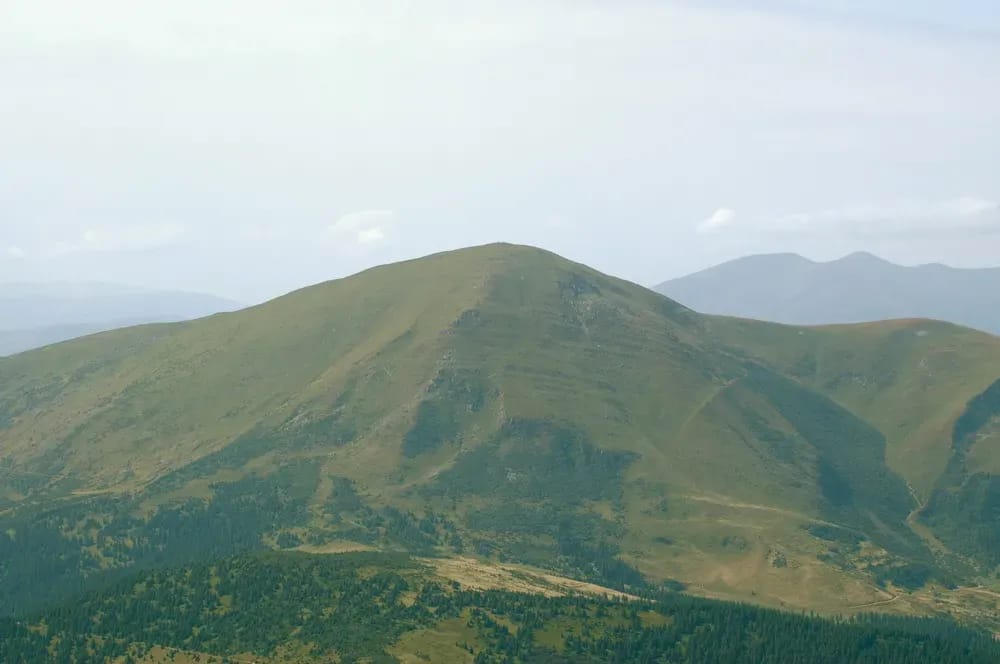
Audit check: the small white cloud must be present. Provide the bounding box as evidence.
[6,246,27,259]
[47,223,186,257]
[697,208,737,233]
[326,210,394,246]
[356,226,386,245]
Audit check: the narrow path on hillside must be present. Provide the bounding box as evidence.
[904,481,927,531]
[902,481,980,569]
[904,483,943,553]
[847,594,900,610]
[679,493,862,534]
[680,491,900,607]
[675,379,738,437]
[964,586,1000,601]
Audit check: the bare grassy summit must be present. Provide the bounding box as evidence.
[1,243,999,624]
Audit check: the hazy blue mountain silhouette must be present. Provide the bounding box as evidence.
[657,252,1000,334]
[0,282,240,355]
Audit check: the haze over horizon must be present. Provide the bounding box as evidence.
[3,0,999,302]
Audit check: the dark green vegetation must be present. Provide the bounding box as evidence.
[1,243,1000,638]
[2,552,998,664]
[741,366,915,543]
[403,369,489,458]
[0,464,453,615]
[921,377,1000,566]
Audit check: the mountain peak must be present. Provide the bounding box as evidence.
[3,244,1000,626]
[834,251,893,266]
[737,252,816,266]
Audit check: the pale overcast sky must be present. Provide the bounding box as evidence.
[2,1,999,302]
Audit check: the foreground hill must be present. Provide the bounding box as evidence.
[4,551,998,664]
[656,252,1000,334]
[0,282,241,356]
[1,244,999,626]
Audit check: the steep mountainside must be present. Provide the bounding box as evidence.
[0,282,241,356]
[655,252,1000,334]
[1,244,999,624]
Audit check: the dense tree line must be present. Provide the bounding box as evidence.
[0,463,320,615]
[1,551,997,663]
[0,463,453,615]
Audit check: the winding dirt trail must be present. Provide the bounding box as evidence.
[847,592,900,611]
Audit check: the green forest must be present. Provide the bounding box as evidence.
[2,551,997,664]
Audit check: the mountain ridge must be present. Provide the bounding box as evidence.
[1,243,998,626]
[656,251,1000,334]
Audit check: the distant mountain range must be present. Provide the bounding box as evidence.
[656,252,1000,334]
[0,283,241,355]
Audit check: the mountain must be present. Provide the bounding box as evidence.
[0,282,242,356]
[1,244,999,632]
[655,252,1000,334]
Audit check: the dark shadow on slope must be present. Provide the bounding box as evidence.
[921,378,1000,567]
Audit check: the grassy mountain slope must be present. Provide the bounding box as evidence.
[703,316,1000,575]
[703,317,1000,500]
[0,247,510,492]
[1,244,998,621]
